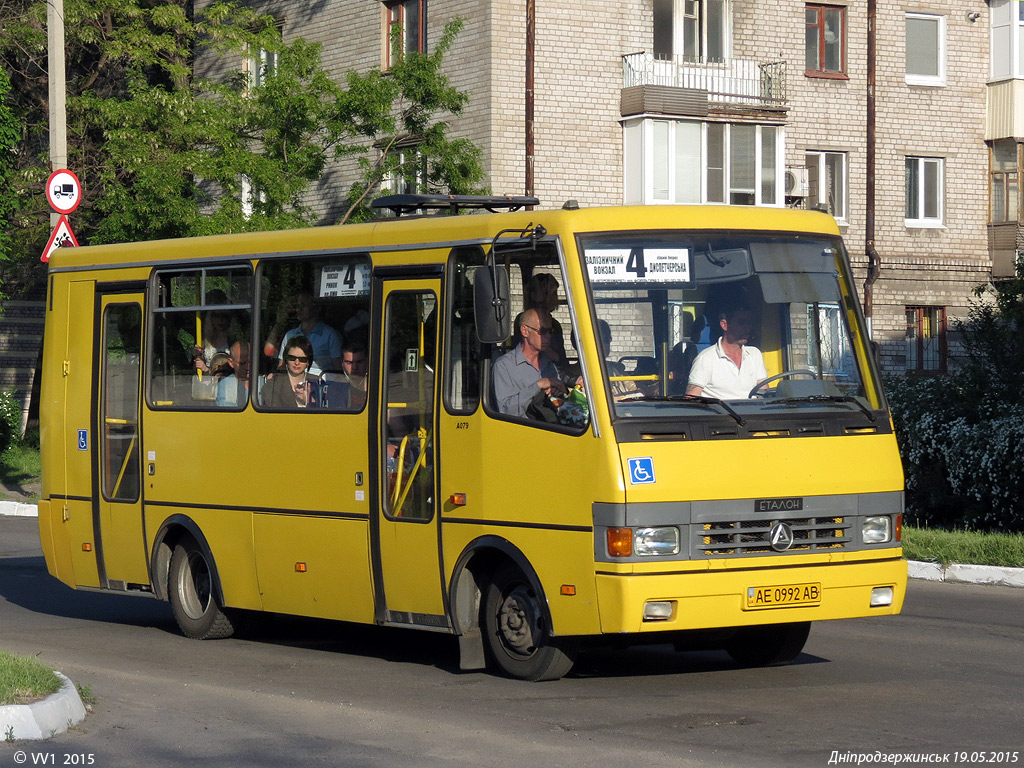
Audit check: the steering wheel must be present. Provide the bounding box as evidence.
[748,369,817,398]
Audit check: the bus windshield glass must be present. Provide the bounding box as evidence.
[579,231,881,421]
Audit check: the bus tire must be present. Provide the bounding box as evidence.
[482,564,577,681]
[168,540,236,640]
[725,621,810,667]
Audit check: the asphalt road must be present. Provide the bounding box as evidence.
[1,515,1021,768]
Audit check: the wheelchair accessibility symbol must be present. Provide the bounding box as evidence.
[627,457,656,485]
[77,429,88,451]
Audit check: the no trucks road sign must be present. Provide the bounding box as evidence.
[46,169,82,215]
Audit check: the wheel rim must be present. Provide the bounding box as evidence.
[496,582,544,659]
[178,550,213,620]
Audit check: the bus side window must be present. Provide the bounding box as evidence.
[257,254,372,412]
[483,247,587,431]
[148,267,253,409]
[445,246,486,414]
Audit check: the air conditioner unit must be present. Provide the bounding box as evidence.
[785,167,810,198]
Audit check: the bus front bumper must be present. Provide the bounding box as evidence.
[594,556,907,634]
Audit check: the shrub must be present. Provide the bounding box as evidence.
[886,376,1024,533]
[0,390,21,454]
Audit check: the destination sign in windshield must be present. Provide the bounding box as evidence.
[586,247,691,284]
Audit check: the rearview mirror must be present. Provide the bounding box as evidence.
[474,262,511,344]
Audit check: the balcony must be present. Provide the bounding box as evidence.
[621,52,786,116]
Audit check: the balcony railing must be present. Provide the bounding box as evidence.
[623,52,786,109]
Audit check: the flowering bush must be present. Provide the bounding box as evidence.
[0,390,20,454]
[886,375,1024,533]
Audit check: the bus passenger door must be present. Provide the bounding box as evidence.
[94,292,148,587]
[372,280,446,626]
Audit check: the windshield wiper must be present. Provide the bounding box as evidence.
[770,395,877,422]
[631,394,745,426]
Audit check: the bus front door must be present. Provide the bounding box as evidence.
[373,280,447,626]
[93,291,148,587]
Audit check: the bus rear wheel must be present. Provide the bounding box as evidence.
[169,540,237,640]
[725,621,810,667]
[482,564,577,681]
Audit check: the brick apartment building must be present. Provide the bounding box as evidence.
[227,0,1018,376]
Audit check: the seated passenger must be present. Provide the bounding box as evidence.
[493,308,567,417]
[321,340,368,410]
[597,320,638,400]
[278,293,343,374]
[216,341,251,407]
[686,304,767,400]
[263,337,319,408]
[512,273,567,365]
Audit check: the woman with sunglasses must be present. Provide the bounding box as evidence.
[262,336,319,408]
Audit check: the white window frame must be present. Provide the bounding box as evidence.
[240,176,267,219]
[990,0,1024,80]
[653,0,731,63]
[805,150,848,223]
[622,117,783,207]
[905,13,946,87]
[905,156,944,228]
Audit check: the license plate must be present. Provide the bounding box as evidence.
[745,582,821,610]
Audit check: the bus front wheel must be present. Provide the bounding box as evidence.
[482,564,577,681]
[725,621,810,667]
[168,540,237,640]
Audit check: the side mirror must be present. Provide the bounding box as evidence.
[473,261,511,344]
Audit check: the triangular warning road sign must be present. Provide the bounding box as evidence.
[41,215,79,262]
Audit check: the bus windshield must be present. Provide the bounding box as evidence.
[579,231,881,422]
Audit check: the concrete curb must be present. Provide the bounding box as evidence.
[0,672,87,741]
[907,559,1024,588]
[0,500,38,517]
[3,502,1023,588]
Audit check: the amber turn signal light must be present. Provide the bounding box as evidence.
[607,527,633,557]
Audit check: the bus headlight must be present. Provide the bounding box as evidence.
[862,516,892,544]
[634,527,680,556]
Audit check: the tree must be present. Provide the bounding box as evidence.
[334,18,486,224]
[0,66,20,300]
[0,0,484,295]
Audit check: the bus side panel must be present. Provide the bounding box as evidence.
[147,504,261,610]
[39,278,101,588]
[144,410,371,614]
[440,413,623,638]
[253,515,374,622]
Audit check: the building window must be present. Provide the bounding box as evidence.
[653,0,729,63]
[805,5,845,76]
[385,0,425,67]
[905,156,943,226]
[805,151,847,221]
[990,140,1021,223]
[383,145,428,196]
[905,306,946,372]
[905,13,946,86]
[990,0,1024,80]
[623,118,782,206]
[240,176,267,219]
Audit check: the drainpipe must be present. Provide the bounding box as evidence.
[525,0,535,206]
[864,0,880,337]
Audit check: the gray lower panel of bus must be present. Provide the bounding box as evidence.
[591,491,903,564]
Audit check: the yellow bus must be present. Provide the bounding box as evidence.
[38,196,906,681]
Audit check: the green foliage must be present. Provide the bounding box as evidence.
[886,262,1024,533]
[334,18,486,223]
[0,1,486,294]
[0,390,20,453]
[0,66,20,295]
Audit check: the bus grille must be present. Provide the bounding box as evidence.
[699,517,850,556]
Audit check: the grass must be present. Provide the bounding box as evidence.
[902,525,1024,568]
[0,435,41,502]
[0,650,61,706]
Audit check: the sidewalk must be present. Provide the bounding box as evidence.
[4,500,1023,588]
